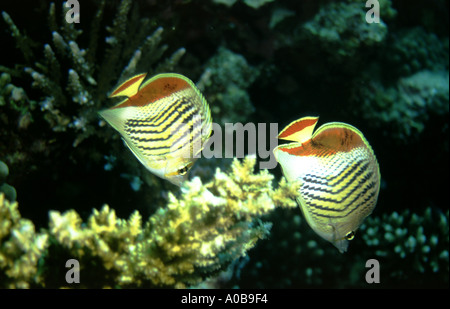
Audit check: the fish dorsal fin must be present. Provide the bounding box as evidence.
[312,122,368,153]
[138,73,198,104]
[278,116,319,144]
[109,73,147,98]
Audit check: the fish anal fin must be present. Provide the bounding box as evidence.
[278,116,319,143]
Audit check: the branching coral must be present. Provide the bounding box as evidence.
[0,72,36,125]
[0,194,49,288]
[0,0,189,211]
[0,157,298,288]
[360,208,449,278]
[1,0,448,290]
[1,157,448,288]
[1,0,185,161]
[234,205,449,288]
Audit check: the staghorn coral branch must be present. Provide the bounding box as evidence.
[1,0,186,150]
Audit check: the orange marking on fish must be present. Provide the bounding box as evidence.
[278,126,366,157]
[110,73,147,98]
[278,118,318,140]
[112,76,191,109]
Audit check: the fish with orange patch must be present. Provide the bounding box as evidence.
[99,73,212,186]
[273,116,380,252]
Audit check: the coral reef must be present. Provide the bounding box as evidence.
[0,194,48,288]
[0,0,185,184]
[0,160,16,202]
[197,47,260,124]
[301,0,389,59]
[3,155,447,288]
[352,25,449,141]
[361,208,449,279]
[0,0,192,221]
[233,206,449,288]
[357,70,449,140]
[212,0,275,9]
[384,27,449,77]
[0,0,448,290]
[275,0,396,70]
[9,1,183,144]
[0,157,298,288]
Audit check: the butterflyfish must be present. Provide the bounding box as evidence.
[99,73,212,186]
[273,116,380,253]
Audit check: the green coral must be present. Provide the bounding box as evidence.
[361,208,449,278]
[212,0,275,9]
[0,157,298,288]
[197,47,260,124]
[234,206,449,288]
[0,160,16,202]
[268,0,397,83]
[242,0,275,9]
[1,0,185,153]
[301,0,393,63]
[8,155,446,288]
[385,27,449,77]
[0,0,188,208]
[347,14,449,142]
[357,70,449,140]
[0,73,36,120]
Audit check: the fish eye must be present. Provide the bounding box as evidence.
[345,231,355,240]
[177,162,194,175]
[178,166,188,175]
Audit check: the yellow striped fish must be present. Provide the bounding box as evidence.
[273,116,380,253]
[100,73,212,186]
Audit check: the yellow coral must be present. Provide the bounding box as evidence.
[0,193,48,288]
[1,157,299,288]
[49,210,85,248]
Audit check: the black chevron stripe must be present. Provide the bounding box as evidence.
[302,164,373,206]
[309,186,378,219]
[305,178,378,217]
[303,161,371,197]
